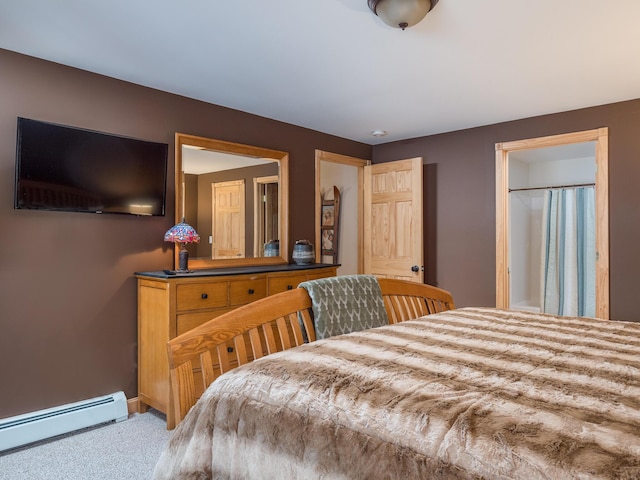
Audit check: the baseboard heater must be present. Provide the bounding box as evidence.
[0,391,128,452]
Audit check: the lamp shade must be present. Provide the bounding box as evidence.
[368,0,432,29]
[164,219,200,244]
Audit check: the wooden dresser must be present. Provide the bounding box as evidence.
[136,263,337,427]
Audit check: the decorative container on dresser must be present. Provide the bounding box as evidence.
[136,263,338,428]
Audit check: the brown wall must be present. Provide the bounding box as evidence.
[0,49,371,418]
[373,99,640,322]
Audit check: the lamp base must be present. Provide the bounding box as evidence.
[178,244,190,272]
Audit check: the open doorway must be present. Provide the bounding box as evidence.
[315,150,369,275]
[495,128,609,319]
[253,175,279,257]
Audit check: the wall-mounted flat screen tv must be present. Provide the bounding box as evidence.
[14,117,168,216]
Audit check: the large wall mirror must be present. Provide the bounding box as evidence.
[175,133,289,269]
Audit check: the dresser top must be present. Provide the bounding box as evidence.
[135,263,338,279]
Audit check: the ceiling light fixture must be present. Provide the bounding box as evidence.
[367,0,432,30]
[371,130,387,137]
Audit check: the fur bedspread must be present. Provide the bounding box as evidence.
[153,308,640,479]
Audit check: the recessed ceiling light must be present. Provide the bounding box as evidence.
[371,130,387,137]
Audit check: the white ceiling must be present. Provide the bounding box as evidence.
[182,146,273,174]
[2,0,640,145]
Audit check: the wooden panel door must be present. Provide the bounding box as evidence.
[212,180,245,259]
[364,158,423,282]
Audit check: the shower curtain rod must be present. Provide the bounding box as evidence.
[508,182,595,193]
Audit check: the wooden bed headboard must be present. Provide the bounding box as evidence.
[166,278,454,428]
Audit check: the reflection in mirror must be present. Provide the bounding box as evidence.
[175,133,289,270]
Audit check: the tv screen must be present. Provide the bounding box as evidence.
[14,117,168,216]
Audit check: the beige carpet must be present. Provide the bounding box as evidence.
[0,409,171,480]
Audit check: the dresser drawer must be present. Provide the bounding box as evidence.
[267,274,309,295]
[229,278,267,306]
[176,283,228,312]
[176,309,234,336]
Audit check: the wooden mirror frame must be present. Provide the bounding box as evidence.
[175,133,289,269]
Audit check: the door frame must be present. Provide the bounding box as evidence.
[495,128,609,319]
[314,150,370,272]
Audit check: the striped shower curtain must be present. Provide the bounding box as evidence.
[540,187,596,317]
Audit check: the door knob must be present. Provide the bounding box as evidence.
[411,265,420,273]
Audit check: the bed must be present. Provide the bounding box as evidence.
[153,280,640,479]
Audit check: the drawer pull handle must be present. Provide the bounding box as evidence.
[227,346,234,353]
[201,293,208,299]
[248,289,255,294]
[287,285,293,290]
